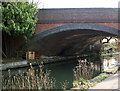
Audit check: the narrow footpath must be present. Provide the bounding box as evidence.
[89,71,120,90]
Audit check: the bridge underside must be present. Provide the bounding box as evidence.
[25,23,119,56]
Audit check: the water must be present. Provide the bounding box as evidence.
[44,61,77,89]
[2,54,119,89]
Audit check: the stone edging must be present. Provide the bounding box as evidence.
[0,60,28,70]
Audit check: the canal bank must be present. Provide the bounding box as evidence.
[71,66,119,90]
[1,56,80,70]
[1,52,119,71]
[2,54,119,89]
[89,71,120,89]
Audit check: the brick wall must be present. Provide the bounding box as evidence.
[36,23,118,34]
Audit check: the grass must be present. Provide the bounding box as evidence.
[72,73,109,89]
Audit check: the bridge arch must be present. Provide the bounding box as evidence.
[25,23,119,56]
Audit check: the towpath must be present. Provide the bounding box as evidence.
[89,71,120,90]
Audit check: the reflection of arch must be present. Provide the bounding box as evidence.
[24,23,119,56]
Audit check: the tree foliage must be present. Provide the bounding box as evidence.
[2,1,38,38]
[2,1,38,58]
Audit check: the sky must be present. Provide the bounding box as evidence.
[32,0,120,8]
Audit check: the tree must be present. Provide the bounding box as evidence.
[2,1,38,37]
[2,1,38,58]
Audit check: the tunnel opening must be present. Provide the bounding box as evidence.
[21,23,119,59]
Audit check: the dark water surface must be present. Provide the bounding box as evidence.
[2,55,119,89]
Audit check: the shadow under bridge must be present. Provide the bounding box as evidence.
[25,23,119,56]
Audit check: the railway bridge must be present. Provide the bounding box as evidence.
[25,8,119,56]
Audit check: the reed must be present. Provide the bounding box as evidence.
[2,63,56,89]
[73,59,94,81]
[60,80,69,90]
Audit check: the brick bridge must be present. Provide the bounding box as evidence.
[25,8,119,56]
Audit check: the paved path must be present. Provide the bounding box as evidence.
[89,72,120,90]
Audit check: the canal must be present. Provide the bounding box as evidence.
[2,54,119,89]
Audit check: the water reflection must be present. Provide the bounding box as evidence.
[2,54,119,89]
[102,56,118,71]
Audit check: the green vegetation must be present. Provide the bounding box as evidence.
[73,78,92,89]
[101,42,118,54]
[73,73,109,89]
[2,2,38,37]
[82,37,119,56]
[2,1,38,58]
[100,37,118,54]
[89,73,109,85]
